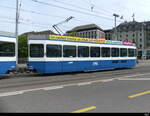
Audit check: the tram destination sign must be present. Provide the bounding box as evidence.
[49,35,135,46]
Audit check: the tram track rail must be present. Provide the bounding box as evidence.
[0,63,149,91]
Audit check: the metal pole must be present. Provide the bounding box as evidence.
[114,16,117,40]
[113,14,119,41]
[142,23,145,61]
[15,0,19,67]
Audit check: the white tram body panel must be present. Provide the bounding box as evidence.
[0,34,16,75]
[28,35,137,74]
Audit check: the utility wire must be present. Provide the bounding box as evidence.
[30,0,120,22]
[0,16,86,31]
[0,18,53,29]
[0,4,112,27]
[83,0,120,15]
[0,1,116,33]
[52,0,113,17]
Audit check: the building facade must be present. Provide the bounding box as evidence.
[104,29,113,40]
[66,24,105,39]
[111,21,150,59]
[65,22,150,59]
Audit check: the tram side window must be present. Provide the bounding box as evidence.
[120,48,127,57]
[111,48,119,57]
[78,46,89,57]
[128,49,135,57]
[90,47,100,57]
[47,44,62,57]
[0,41,15,57]
[63,45,76,58]
[30,44,44,57]
[102,47,110,57]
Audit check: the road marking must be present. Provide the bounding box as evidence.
[117,73,150,80]
[0,91,24,97]
[43,86,64,91]
[101,79,114,82]
[0,86,64,98]
[78,82,92,86]
[119,78,150,81]
[71,106,96,113]
[128,90,150,99]
[1,73,150,98]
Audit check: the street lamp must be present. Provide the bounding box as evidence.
[15,0,19,68]
[113,13,119,40]
[142,22,146,61]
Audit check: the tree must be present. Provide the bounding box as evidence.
[18,34,28,58]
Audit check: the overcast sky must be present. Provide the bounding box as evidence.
[0,0,150,34]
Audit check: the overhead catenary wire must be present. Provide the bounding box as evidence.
[0,0,121,34]
[82,0,117,15]
[0,16,91,33]
[51,0,113,17]
[0,4,112,28]
[0,3,118,23]
[0,18,53,31]
[82,0,127,22]
[1,0,149,32]
[30,0,121,22]
[0,16,54,28]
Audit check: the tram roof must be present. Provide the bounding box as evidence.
[28,34,135,46]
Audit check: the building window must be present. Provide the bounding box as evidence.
[83,32,85,37]
[133,34,135,37]
[88,32,90,38]
[91,31,94,38]
[140,33,142,36]
[140,28,142,32]
[140,44,142,48]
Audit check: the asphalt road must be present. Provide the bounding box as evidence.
[0,62,150,112]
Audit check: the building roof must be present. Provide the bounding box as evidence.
[0,31,15,36]
[119,21,139,26]
[22,30,56,36]
[104,29,112,33]
[115,21,142,32]
[67,24,104,33]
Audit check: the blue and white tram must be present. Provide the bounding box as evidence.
[0,34,16,75]
[27,35,137,74]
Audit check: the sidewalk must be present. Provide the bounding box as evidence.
[138,60,150,63]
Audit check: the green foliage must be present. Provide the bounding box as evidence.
[18,34,28,58]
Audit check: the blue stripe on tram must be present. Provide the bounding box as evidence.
[0,61,16,75]
[28,59,137,74]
